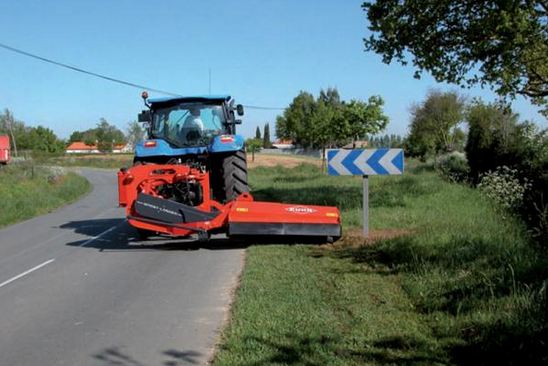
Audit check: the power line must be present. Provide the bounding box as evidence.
[0,41,285,110]
[243,105,285,110]
[0,42,181,97]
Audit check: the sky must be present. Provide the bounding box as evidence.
[0,0,545,140]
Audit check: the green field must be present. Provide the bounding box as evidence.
[214,162,548,365]
[0,164,91,228]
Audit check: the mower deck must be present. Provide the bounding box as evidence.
[118,164,341,241]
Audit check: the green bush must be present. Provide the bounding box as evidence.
[435,152,469,183]
[464,101,548,244]
[465,101,519,182]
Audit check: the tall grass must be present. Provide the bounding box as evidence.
[0,163,91,227]
[215,162,548,365]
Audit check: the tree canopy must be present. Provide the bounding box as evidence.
[126,121,145,148]
[465,100,521,180]
[245,138,262,161]
[263,123,272,148]
[362,0,548,115]
[0,109,64,155]
[406,90,466,157]
[275,88,389,150]
[366,134,404,148]
[70,118,126,152]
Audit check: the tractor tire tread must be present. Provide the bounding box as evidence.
[221,150,249,201]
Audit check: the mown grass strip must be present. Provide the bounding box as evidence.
[0,164,91,228]
[214,163,548,365]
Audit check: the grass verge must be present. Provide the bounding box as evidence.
[0,164,91,228]
[214,163,548,365]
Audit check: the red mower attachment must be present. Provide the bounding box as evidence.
[118,164,341,242]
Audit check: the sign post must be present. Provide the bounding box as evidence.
[363,175,369,236]
[327,148,404,237]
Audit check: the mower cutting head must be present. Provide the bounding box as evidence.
[118,164,341,242]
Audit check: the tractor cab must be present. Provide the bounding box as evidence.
[134,93,249,203]
[138,95,243,146]
[135,95,245,163]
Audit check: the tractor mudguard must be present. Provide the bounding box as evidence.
[209,134,245,153]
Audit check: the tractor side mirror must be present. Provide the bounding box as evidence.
[138,110,151,122]
[236,104,244,116]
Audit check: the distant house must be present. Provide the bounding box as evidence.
[66,142,99,154]
[271,139,294,149]
[112,143,133,153]
[66,141,131,154]
[342,140,368,149]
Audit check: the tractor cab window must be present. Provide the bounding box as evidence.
[151,104,225,147]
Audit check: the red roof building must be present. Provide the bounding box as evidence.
[271,139,294,149]
[65,142,130,154]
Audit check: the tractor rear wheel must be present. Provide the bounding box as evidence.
[212,150,249,203]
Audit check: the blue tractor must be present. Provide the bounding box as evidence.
[135,92,249,203]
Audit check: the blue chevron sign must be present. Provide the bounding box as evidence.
[327,148,404,176]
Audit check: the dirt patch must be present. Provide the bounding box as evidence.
[60,154,133,160]
[247,154,321,169]
[322,228,414,250]
[57,153,318,169]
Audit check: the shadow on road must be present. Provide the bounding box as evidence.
[93,346,202,365]
[59,218,250,251]
[59,218,326,251]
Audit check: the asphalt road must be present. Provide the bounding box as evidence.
[0,168,245,366]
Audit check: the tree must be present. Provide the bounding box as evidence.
[319,87,342,106]
[83,134,96,146]
[1,109,65,156]
[405,90,466,158]
[465,100,520,181]
[368,134,404,148]
[95,118,126,153]
[311,98,342,169]
[362,0,548,115]
[275,91,316,147]
[255,126,261,140]
[126,121,145,149]
[69,131,84,143]
[69,118,126,153]
[276,88,389,149]
[245,138,262,161]
[344,96,389,145]
[27,126,65,154]
[276,88,389,170]
[263,123,272,148]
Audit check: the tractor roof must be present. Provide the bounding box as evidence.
[148,95,231,108]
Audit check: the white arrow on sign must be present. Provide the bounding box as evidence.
[328,149,352,175]
[352,149,376,175]
[378,149,402,175]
